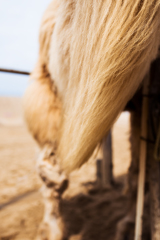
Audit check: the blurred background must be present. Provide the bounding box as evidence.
[0,0,51,96]
[0,1,51,239]
[0,1,131,239]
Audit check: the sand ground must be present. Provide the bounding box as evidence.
[0,97,131,240]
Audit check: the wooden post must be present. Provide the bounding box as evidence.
[96,130,113,187]
[134,74,150,240]
[102,130,113,188]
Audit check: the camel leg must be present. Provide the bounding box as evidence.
[147,58,160,240]
[23,70,68,240]
[36,144,68,240]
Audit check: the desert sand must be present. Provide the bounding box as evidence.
[0,97,131,240]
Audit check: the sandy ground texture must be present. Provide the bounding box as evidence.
[0,97,132,240]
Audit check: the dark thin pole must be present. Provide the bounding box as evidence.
[102,130,113,187]
[0,68,30,75]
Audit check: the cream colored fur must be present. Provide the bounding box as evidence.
[23,0,61,147]
[23,72,61,147]
[24,0,160,173]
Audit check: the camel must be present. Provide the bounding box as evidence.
[23,1,160,239]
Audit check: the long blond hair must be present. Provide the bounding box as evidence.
[49,1,160,172]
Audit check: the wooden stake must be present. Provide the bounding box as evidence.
[134,74,150,240]
[96,130,113,187]
[102,131,113,187]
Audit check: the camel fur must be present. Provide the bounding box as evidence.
[24,0,160,171]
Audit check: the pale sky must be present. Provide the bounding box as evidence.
[0,0,51,96]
